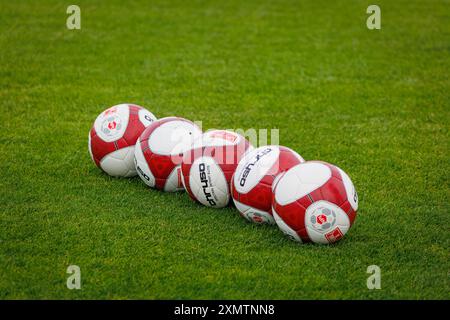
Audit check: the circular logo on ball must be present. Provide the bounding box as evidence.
[101,115,122,137]
[309,206,337,232]
[251,213,264,224]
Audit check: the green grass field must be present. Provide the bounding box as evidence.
[0,0,448,299]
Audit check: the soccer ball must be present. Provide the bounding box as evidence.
[231,145,305,224]
[88,104,157,177]
[134,117,202,192]
[272,161,358,244]
[181,130,253,208]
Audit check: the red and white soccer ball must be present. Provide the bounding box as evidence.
[134,117,202,192]
[231,145,305,224]
[272,161,358,244]
[88,104,157,177]
[181,130,253,208]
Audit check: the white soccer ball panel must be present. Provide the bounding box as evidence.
[234,199,275,224]
[189,157,229,208]
[94,104,130,142]
[234,146,280,194]
[274,162,332,205]
[304,201,350,244]
[192,130,242,148]
[273,207,302,243]
[337,167,358,211]
[138,108,157,127]
[134,139,156,187]
[100,146,136,177]
[164,166,184,192]
[148,120,202,156]
[88,132,94,163]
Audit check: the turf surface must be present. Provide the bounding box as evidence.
[0,0,448,299]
